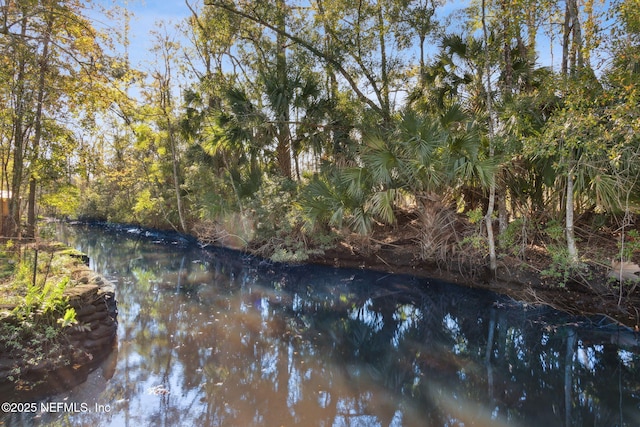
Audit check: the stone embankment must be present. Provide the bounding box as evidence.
[65,271,118,354]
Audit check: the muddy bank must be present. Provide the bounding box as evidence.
[307,241,640,331]
[71,220,640,330]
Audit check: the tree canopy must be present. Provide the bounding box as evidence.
[2,0,639,281]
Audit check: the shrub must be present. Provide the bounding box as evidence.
[0,248,79,387]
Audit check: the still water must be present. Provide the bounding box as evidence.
[3,224,640,426]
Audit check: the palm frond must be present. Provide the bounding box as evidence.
[362,135,398,187]
[299,176,345,228]
[405,160,445,193]
[398,111,442,163]
[440,104,468,129]
[339,167,371,202]
[368,189,397,224]
[580,166,623,212]
[349,207,373,235]
[441,34,467,58]
[200,121,231,156]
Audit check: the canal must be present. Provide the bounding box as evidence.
[3,223,640,426]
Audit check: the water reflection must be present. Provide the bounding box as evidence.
[2,223,640,426]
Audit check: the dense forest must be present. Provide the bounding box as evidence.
[1,0,639,286]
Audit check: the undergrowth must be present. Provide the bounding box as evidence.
[0,242,78,388]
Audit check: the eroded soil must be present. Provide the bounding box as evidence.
[306,212,640,330]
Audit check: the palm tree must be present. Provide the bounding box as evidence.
[300,106,496,261]
[393,108,495,261]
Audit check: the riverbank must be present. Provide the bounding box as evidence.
[0,242,117,396]
[301,217,640,330]
[22,221,640,427]
[71,219,640,330]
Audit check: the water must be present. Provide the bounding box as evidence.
[2,223,640,426]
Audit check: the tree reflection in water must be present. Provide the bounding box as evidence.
[5,223,638,427]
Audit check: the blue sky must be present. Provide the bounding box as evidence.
[96,1,470,64]
[127,1,191,67]
[91,0,614,85]
[90,0,192,69]
[95,0,560,70]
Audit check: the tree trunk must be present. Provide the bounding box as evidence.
[482,0,497,274]
[568,0,583,72]
[7,14,29,238]
[315,0,342,163]
[566,168,578,263]
[498,188,508,235]
[485,186,497,273]
[376,1,390,115]
[275,0,292,179]
[154,26,187,234]
[26,8,54,239]
[26,178,36,238]
[0,155,6,235]
[168,123,187,233]
[562,0,583,76]
[419,33,426,83]
[561,1,571,76]
[500,1,513,95]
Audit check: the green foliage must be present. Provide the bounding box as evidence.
[540,244,573,286]
[9,0,640,285]
[499,218,527,257]
[461,234,487,252]
[76,187,109,221]
[466,207,484,224]
[299,168,374,235]
[40,185,81,218]
[618,229,640,262]
[0,0,120,237]
[544,220,565,242]
[296,106,497,255]
[299,173,348,230]
[132,188,166,227]
[459,207,488,253]
[11,276,71,324]
[0,279,76,386]
[249,176,336,262]
[540,221,582,286]
[0,241,18,281]
[0,246,83,386]
[249,176,298,237]
[57,308,78,328]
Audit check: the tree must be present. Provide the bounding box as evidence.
[481,0,498,273]
[202,0,425,125]
[148,24,188,233]
[0,0,112,237]
[301,106,495,263]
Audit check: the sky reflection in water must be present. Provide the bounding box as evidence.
[4,224,640,427]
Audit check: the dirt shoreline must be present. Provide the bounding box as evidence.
[65,220,640,330]
[305,241,640,331]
